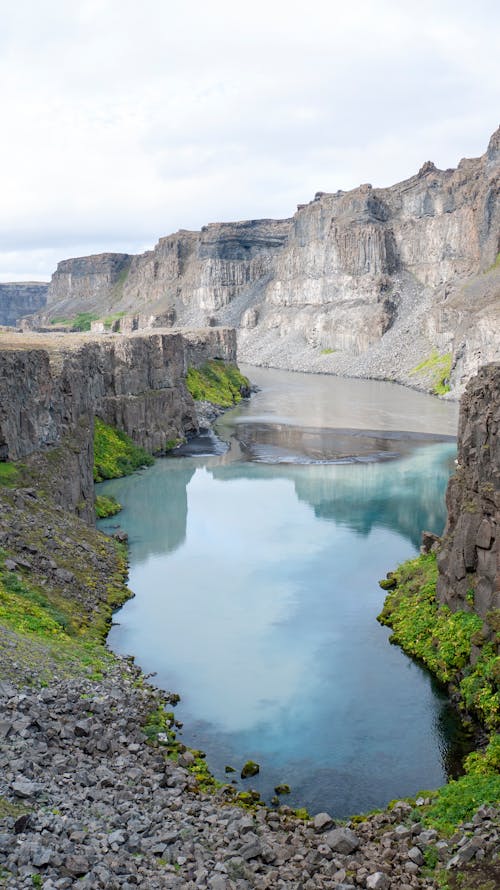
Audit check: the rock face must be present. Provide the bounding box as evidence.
[0,282,48,326]
[0,327,236,522]
[34,127,500,396]
[437,363,500,639]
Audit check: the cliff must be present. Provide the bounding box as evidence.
[31,127,500,396]
[437,362,500,643]
[0,282,48,326]
[0,327,236,523]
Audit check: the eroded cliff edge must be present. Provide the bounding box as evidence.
[0,327,235,523]
[25,126,500,397]
[437,363,500,644]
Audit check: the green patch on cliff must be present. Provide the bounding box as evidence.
[0,463,20,487]
[103,311,126,329]
[95,494,122,518]
[411,350,452,395]
[93,417,154,482]
[378,554,499,730]
[186,360,250,407]
[71,312,100,331]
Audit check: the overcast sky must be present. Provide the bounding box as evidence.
[1,0,499,282]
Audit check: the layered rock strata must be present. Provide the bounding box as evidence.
[437,363,500,642]
[30,127,500,396]
[0,282,48,326]
[0,327,236,522]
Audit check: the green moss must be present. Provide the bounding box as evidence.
[71,312,100,332]
[93,417,154,482]
[293,807,311,821]
[0,463,20,487]
[95,494,122,518]
[421,772,500,836]
[241,760,260,779]
[320,347,335,355]
[186,360,250,407]
[379,553,499,730]
[0,796,30,820]
[410,350,452,395]
[274,783,291,794]
[486,251,500,272]
[103,311,126,329]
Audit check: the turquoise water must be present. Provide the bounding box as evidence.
[101,368,464,818]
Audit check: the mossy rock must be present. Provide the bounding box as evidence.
[241,760,260,779]
[274,783,291,795]
[379,577,397,590]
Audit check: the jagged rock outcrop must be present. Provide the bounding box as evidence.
[0,327,236,522]
[0,282,48,326]
[28,127,500,395]
[437,363,500,640]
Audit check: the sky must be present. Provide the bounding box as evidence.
[1,0,499,282]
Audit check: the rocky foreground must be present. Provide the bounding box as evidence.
[0,657,498,890]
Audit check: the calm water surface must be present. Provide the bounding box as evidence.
[101,367,464,818]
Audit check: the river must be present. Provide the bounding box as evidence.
[99,366,466,818]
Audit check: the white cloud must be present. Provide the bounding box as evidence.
[0,0,499,280]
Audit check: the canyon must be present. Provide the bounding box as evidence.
[0,327,235,523]
[9,126,500,397]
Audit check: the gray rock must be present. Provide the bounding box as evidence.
[408,845,424,865]
[366,872,390,890]
[12,777,39,798]
[323,827,360,854]
[313,812,335,832]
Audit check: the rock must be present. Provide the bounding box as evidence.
[323,827,360,854]
[408,846,424,865]
[241,760,260,779]
[366,873,390,890]
[313,812,335,832]
[421,530,440,553]
[12,777,39,798]
[274,783,291,795]
[64,853,90,876]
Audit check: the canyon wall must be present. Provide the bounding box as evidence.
[437,363,500,644]
[0,282,48,326]
[0,327,236,523]
[28,127,500,395]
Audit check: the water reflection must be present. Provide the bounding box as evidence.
[100,367,464,817]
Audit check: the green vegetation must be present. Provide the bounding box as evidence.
[420,736,500,835]
[186,360,250,407]
[93,417,154,482]
[0,542,128,684]
[0,462,20,487]
[95,494,122,519]
[486,251,500,272]
[378,554,499,729]
[274,783,291,795]
[103,311,126,329]
[378,553,500,840]
[71,312,100,332]
[241,760,260,779]
[410,349,452,395]
[320,347,335,355]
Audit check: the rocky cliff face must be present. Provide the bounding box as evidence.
[437,363,499,643]
[0,282,48,326]
[0,327,236,522]
[33,127,500,395]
